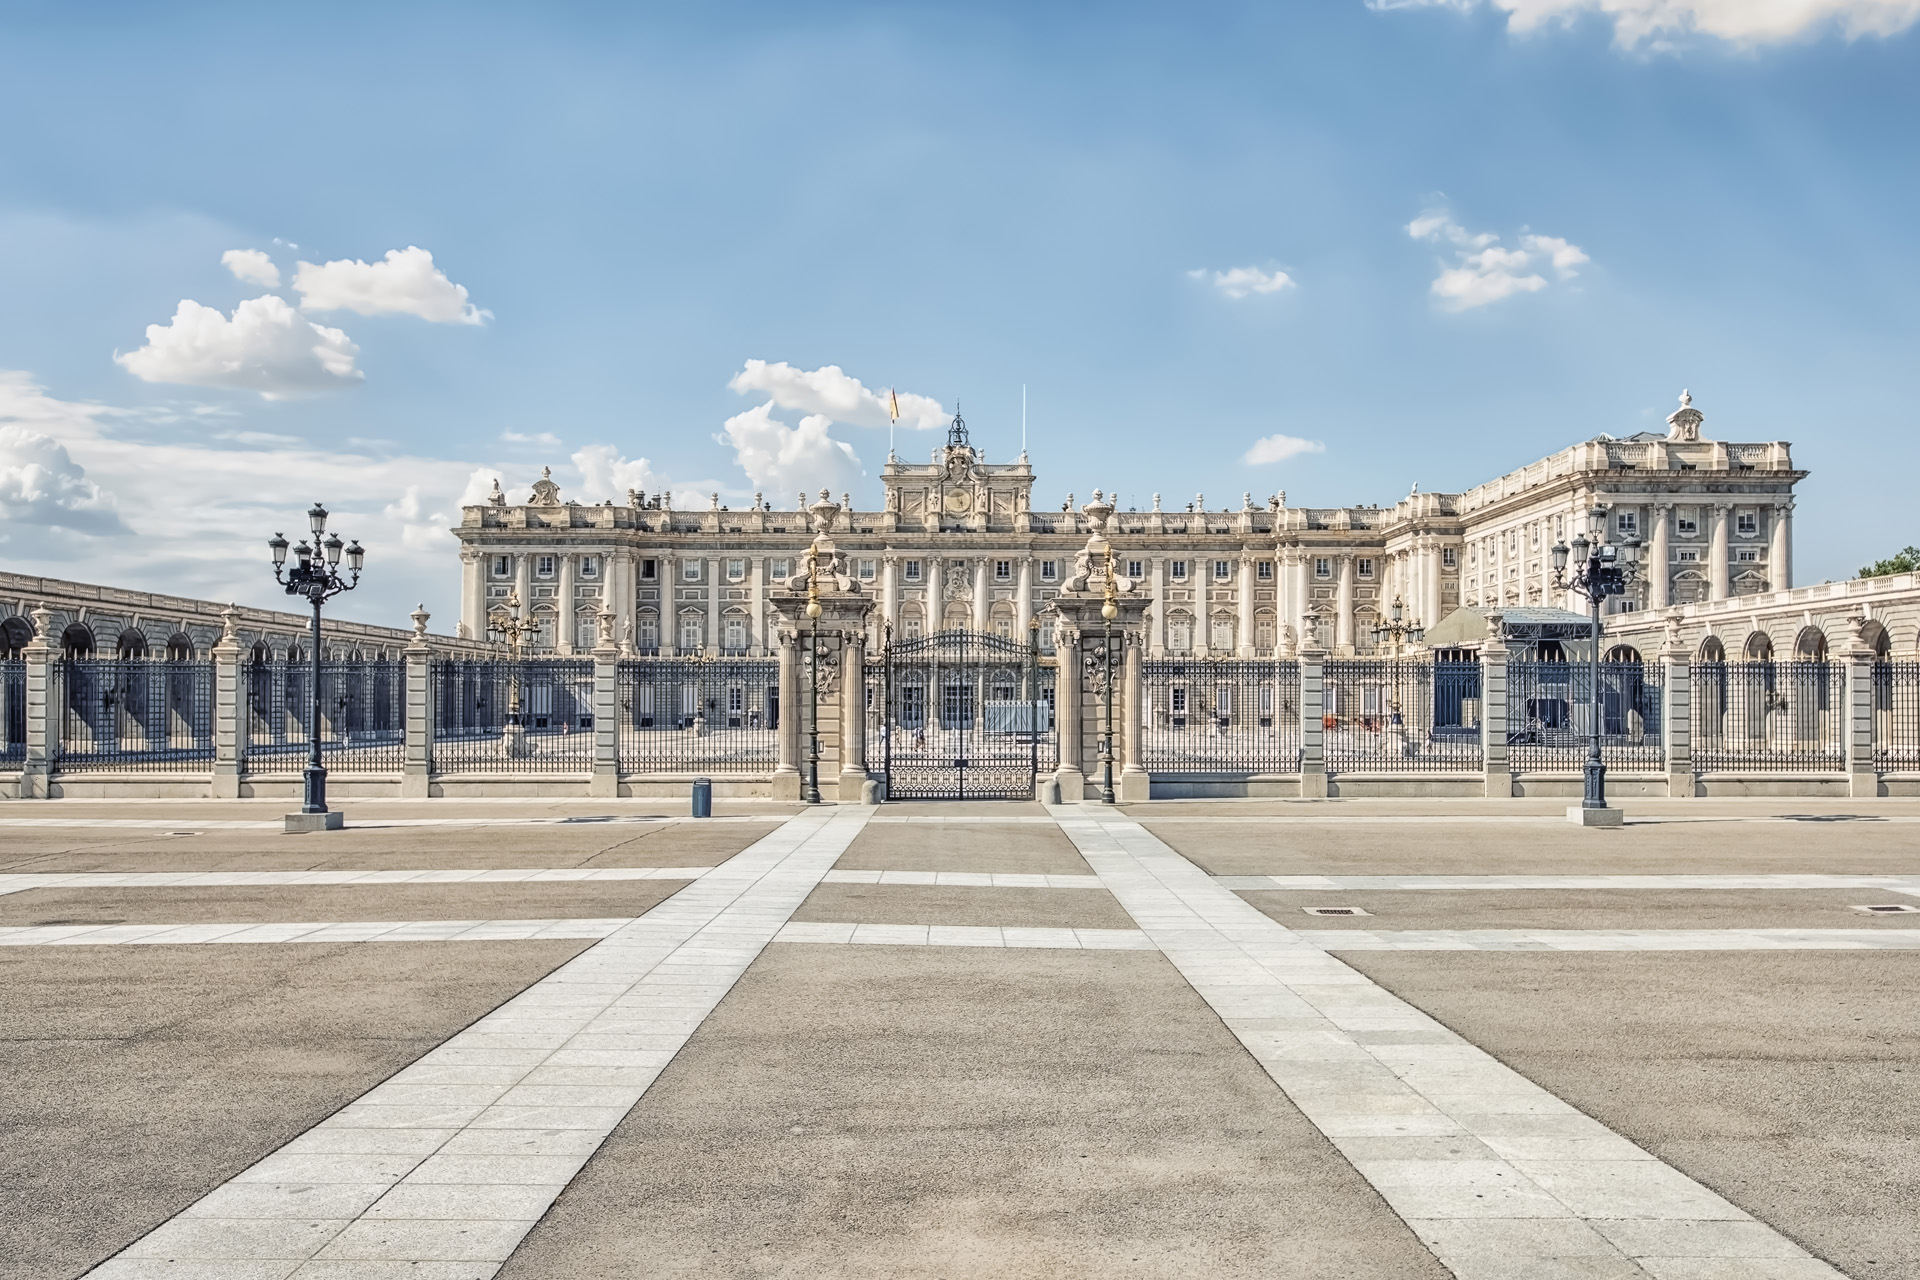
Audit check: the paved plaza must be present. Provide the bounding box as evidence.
[3,798,1918,1279]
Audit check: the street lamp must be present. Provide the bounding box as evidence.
[1099,544,1118,804]
[1551,505,1642,816]
[269,502,364,821]
[804,545,823,805]
[486,590,542,735]
[1370,595,1426,656]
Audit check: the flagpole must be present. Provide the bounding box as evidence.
[1021,383,1027,458]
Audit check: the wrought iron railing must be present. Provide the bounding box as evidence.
[1691,661,1844,773]
[1143,658,1301,775]
[244,659,406,775]
[1323,658,1483,774]
[1873,660,1920,771]
[431,658,595,773]
[1,659,24,764]
[874,630,1056,800]
[1507,660,1664,773]
[56,658,214,772]
[617,657,779,774]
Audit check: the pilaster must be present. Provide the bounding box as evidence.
[212,607,242,799]
[1844,620,1879,799]
[1119,632,1149,801]
[590,615,620,798]
[403,605,433,798]
[772,628,801,799]
[1479,634,1509,798]
[1299,646,1327,798]
[1661,629,1693,798]
[22,604,53,799]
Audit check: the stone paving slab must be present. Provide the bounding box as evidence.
[0,882,690,927]
[836,817,1091,874]
[776,922,1156,949]
[793,882,1138,929]
[1239,888,1920,933]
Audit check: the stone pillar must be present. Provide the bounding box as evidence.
[1708,504,1730,602]
[590,618,620,798]
[837,629,871,803]
[972,558,990,633]
[1237,556,1256,657]
[750,555,767,654]
[1299,645,1327,798]
[212,609,242,799]
[513,552,532,623]
[557,553,577,654]
[1844,623,1878,799]
[1054,623,1084,801]
[21,605,54,799]
[706,558,721,656]
[1480,634,1509,798]
[1335,554,1356,654]
[1119,632,1148,801]
[882,555,901,642]
[1648,505,1672,609]
[1662,630,1692,799]
[1771,502,1794,592]
[925,558,944,634]
[403,606,433,798]
[1425,542,1444,628]
[460,550,484,641]
[1149,557,1166,655]
[1015,556,1033,635]
[773,629,800,799]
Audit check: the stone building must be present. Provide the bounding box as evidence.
[453,393,1803,658]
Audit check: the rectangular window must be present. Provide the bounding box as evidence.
[1040,560,1057,581]
[1314,557,1331,579]
[1256,561,1272,580]
[640,558,657,581]
[1616,512,1638,536]
[1442,547,1457,568]
[536,555,555,578]
[994,559,1012,581]
[579,556,598,578]
[1530,525,1541,548]
[1677,515,1698,536]
[723,619,747,650]
[771,558,791,579]
[904,618,923,639]
[1127,560,1144,579]
[678,616,702,649]
[1358,558,1374,578]
[726,558,746,581]
[1678,550,1699,562]
[1213,560,1231,580]
[1736,512,1758,536]
[1170,560,1189,581]
[858,558,876,580]
[682,560,700,581]
[904,560,922,581]
[1737,549,1758,562]
[493,556,510,577]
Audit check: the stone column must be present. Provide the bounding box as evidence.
[1708,504,1730,602]
[707,559,721,655]
[837,629,871,803]
[1299,644,1327,798]
[1662,630,1692,799]
[557,553,577,654]
[212,610,242,799]
[1480,630,1509,798]
[972,558,990,633]
[1149,557,1166,655]
[1844,624,1878,799]
[1237,556,1256,657]
[1425,542,1444,630]
[773,629,800,798]
[1015,557,1034,635]
[1770,502,1794,592]
[460,550,484,641]
[590,618,620,798]
[925,558,943,634]
[403,606,433,799]
[882,555,901,642]
[1648,505,1672,609]
[750,555,767,654]
[1335,554,1356,653]
[1054,624,1084,800]
[21,604,53,799]
[1119,632,1148,801]
[513,550,532,613]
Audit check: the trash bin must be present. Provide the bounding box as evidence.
[691,777,712,818]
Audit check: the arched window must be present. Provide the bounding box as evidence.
[1604,645,1642,663]
[1698,636,1726,663]
[62,623,97,658]
[1743,632,1775,662]
[117,629,149,659]
[1793,627,1829,662]
[1,616,33,659]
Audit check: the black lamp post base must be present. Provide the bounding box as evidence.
[286,811,345,833]
[1566,805,1623,828]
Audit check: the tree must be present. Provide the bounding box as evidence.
[1858,546,1920,579]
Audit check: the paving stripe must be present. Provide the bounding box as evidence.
[775,922,1153,949]
[817,869,1104,888]
[0,919,636,945]
[0,814,769,830]
[0,868,713,897]
[81,804,873,1280]
[1219,873,1920,893]
[1049,804,1844,1280]
[1142,812,1920,825]
[1300,928,1920,951]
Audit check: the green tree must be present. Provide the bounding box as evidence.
[1858,546,1920,579]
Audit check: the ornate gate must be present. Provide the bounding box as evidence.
[876,629,1055,800]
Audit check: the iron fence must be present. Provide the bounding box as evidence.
[617,657,779,774]
[1507,660,1665,773]
[1143,658,1301,775]
[431,658,595,773]
[1323,658,1483,774]
[1691,661,1844,773]
[1873,661,1920,771]
[1,659,23,764]
[56,658,214,772]
[875,630,1054,800]
[244,659,406,775]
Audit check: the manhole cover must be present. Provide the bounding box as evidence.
[1302,906,1371,917]
[1852,904,1920,914]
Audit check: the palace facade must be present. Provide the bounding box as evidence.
[452,393,1804,659]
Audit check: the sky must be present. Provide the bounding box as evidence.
[1,0,1916,627]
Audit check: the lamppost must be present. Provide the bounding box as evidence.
[1098,544,1118,804]
[268,503,363,823]
[1552,505,1642,817]
[1370,595,1426,657]
[803,545,823,804]
[487,591,542,756]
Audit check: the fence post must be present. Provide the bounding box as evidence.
[1299,645,1327,798]
[591,613,620,799]
[403,606,433,799]
[21,603,53,799]
[1844,618,1878,799]
[1480,638,1509,798]
[1662,628,1693,798]
[836,629,872,803]
[1119,633,1149,801]
[212,608,242,799]
[772,629,801,800]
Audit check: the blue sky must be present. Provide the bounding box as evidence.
[1,0,1916,625]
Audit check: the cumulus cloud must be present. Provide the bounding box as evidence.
[720,401,863,498]
[501,430,563,448]
[1366,0,1920,48]
[293,246,489,325]
[1188,265,1296,299]
[221,248,281,288]
[571,444,663,504]
[1243,433,1327,466]
[727,360,946,431]
[1408,209,1588,310]
[115,295,362,398]
[0,373,126,539]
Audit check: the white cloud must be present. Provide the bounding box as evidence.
[0,373,126,540]
[501,430,563,448]
[221,248,281,288]
[1188,265,1296,299]
[1243,433,1327,466]
[570,444,663,504]
[293,246,489,325]
[720,401,863,499]
[727,360,946,431]
[1408,209,1588,310]
[115,295,362,398]
[1367,0,1920,47]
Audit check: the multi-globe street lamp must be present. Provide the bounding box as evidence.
[1370,595,1426,657]
[1551,505,1642,815]
[268,503,363,821]
[803,545,823,805]
[1098,544,1118,805]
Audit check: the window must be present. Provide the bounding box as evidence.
[579,556,598,578]
[1358,558,1374,579]
[1530,525,1540,548]
[1171,560,1189,581]
[492,555,510,577]
[723,618,747,650]
[637,617,658,650]
[1314,557,1331,579]
[1616,512,1638,536]
[771,558,791,579]
[1040,560,1058,581]
[1737,549,1758,562]
[727,558,746,581]
[682,560,701,581]
[994,559,1012,581]
[1213,560,1231,580]
[1678,550,1699,562]
[1442,547,1457,568]
[1168,620,1191,651]
[536,555,555,578]
[1257,561,1272,580]
[1677,514,1698,537]
[641,558,657,581]
[1127,560,1144,579]
[858,559,877,580]
[1211,619,1233,649]
[678,615,702,649]
[1736,512,1758,536]
[904,560,922,582]
[904,618,923,639]
[1508,531,1517,553]
[1618,600,1637,613]
[1555,515,1566,538]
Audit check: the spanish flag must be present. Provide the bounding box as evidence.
[889,389,900,423]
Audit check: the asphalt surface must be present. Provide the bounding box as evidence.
[0,939,589,1280]
[0,879,690,926]
[497,943,1451,1280]
[1238,887,1920,932]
